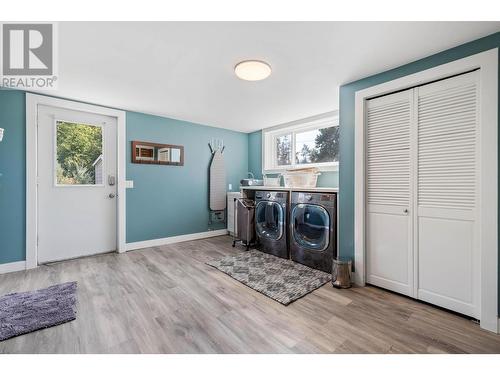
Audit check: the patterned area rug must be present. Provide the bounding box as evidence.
[0,282,77,341]
[207,250,331,305]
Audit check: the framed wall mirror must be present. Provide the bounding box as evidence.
[131,141,184,166]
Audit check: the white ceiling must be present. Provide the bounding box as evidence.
[45,22,499,133]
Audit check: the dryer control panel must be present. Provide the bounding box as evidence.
[294,192,336,207]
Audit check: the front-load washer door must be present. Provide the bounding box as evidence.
[292,204,330,251]
[255,201,284,241]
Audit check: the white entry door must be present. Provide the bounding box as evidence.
[37,104,117,263]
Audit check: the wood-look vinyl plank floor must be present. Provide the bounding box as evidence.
[1,235,499,354]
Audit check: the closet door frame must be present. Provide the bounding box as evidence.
[354,48,498,333]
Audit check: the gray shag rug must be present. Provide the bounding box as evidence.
[0,281,77,341]
[207,250,331,305]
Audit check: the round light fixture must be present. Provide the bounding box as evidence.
[234,60,271,81]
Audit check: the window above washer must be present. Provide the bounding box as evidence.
[262,111,339,173]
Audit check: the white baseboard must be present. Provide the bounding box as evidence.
[125,229,228,251]
[0,260,26,275]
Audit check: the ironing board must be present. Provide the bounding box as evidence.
[209,149,226,211]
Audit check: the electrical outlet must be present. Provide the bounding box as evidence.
[125,180,134,189]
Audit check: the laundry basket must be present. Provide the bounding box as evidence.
[263,174,281,187]
[232,198,256,250]
[283,167,321,188]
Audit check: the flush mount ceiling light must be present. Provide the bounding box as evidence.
[234,60,272,81]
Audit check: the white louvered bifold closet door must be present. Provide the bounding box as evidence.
[416,71,480,318]
[365,71,480,318]
[366,89,414,296]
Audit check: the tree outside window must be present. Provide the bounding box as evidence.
[276,134,292,166]
[295,126,339,165]
[56,121,103,185]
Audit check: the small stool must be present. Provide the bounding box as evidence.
[332,257,352,289]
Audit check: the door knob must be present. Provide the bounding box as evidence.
[403,209,409,214]
[108,193,116,199]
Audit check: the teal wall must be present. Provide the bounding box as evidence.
[126,112,248,243]
[0,90,249,263]
[248,131,262,179]
[338,32,500,312]
[247,130,339,187]
[0,90,26,264]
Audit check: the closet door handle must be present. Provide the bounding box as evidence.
[403,208,409,214]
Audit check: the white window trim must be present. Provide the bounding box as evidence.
[262,111,339,174]
[26,94,127,270]
[354,48,498,333]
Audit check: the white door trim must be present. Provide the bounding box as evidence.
[354,48,498,332]
[26,94,127,268]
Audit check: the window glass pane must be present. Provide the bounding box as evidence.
[275,134,292,166]
[295,125,339,164]
[56,121,103,185]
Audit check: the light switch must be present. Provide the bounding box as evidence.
[228,183,232,191]
[126,180,134,189]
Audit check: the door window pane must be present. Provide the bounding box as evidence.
[275,134,292,166]
[295,126,339,164]
[56,121,103,185]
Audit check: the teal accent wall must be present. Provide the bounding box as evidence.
[126,112,248,243]
[338,32,500,312]
[0,90,249,263]
[248,131,262,179]
[317,170,339,188]
[0,90,26,264]
[247,130,339,187]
